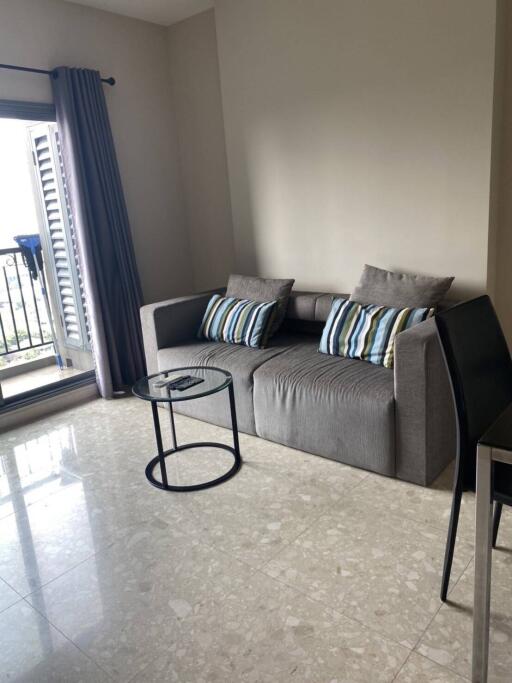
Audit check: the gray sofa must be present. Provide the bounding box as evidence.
[140,289,456,486]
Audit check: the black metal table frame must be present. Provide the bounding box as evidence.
[142,368,241,492]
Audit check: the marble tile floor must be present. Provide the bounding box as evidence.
[1,396,511,681]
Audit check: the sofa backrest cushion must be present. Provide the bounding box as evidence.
[279,291,342,336]
[350,264,454,309]
[281,289,458,336]
[226,274,294,339]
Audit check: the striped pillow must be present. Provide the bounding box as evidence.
[198,294,276,349]
[319,298,434,368]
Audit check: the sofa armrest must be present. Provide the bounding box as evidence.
[140,291,219,375]
[394,317,456,485]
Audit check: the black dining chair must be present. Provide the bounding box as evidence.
[435,295,512,601]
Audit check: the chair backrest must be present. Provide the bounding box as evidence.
[435,295,512,490]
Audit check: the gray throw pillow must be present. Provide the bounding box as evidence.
[226,274,295,338]
[350,264,454,309]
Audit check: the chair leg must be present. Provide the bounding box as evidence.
[492,502,503,549]
[441,477,463,602]
[472,444,493,683]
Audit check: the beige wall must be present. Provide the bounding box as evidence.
[168,10,235,292]
[214,0,497,299]
[490,0,512,342]
[0,0,502,311]
[0,0,192,304]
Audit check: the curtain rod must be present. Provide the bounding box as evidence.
[0,63,116,86]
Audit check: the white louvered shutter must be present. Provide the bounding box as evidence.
[28,123,90,350]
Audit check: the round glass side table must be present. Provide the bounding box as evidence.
[133,366,242,492]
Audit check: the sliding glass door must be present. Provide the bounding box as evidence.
[0,103,94,406]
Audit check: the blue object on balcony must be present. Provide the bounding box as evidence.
[12,234,43,280]
[14,234,64,370]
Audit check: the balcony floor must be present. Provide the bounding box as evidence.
[1,364,87,399]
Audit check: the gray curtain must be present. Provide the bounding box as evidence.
[51,67,146,398]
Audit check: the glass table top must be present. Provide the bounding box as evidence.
[132,366,232,403]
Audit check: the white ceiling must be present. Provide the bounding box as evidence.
[64,0,214,26]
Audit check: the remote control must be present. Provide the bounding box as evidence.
[172,375,204,391]
[153,375,189,389]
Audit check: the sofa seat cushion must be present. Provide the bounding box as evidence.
[156,337,294,434]
[253,341,396,476]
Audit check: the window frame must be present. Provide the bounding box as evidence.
[0,99,56,122]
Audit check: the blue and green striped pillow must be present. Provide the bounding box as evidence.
[198,294,276,349]
[319,298,434,368]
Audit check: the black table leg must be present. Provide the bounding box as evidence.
[169,401,178,450]
[228,383,241,458]
[151,401,168,488]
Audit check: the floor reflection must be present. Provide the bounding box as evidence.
[0,424,104,672]
[1,426,82,658]
[0,425,80,519]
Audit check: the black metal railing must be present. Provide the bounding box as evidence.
[0,246,52,358]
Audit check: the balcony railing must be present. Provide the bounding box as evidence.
[0,246,53,363]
